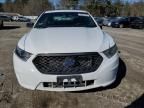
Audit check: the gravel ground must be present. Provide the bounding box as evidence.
[0,22,144,108]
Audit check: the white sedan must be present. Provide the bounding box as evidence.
[13,10,119,91]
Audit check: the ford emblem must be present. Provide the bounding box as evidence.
[63,57,76,68]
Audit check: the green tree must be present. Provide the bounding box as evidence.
[113,0,124,16]
[13,0,24,13]
[82,0,116,16]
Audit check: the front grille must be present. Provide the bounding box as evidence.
[33,53,103,75]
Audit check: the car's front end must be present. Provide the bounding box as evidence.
[13,10,119,91]
[13,48,119,91]
[111,21,120,28]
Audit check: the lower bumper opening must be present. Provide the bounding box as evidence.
[43,80,94,88]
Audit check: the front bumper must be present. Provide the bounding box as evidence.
[13,53,119,91]
[111,23,120,28]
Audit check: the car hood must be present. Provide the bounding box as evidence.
[24,27,105,54]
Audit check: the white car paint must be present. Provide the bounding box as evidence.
[13,10,119,91]
[24,27,107,54]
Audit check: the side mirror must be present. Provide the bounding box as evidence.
[26,22,34,28]
[100,25,103,29]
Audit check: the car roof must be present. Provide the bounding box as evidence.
[44,10,88,14]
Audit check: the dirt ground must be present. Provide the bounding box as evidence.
[0,22,144,108]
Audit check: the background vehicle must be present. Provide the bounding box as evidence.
[12,16,19,21]
[111,17,139,28]
[103,17,111,26]
[0,15,12,22]
[130,17,144,29]
[94,17,103,26]
[0,19,3,28]
[103,17,118,26]
[107,17,117,27]
[17,16,31,22]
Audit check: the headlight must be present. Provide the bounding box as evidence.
[15,46,32,61]
[103,44,118,58]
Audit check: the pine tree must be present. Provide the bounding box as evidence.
[0,3,4,12]
[3,0,13,12]
[60,0,79,9]
[23,0,52,15]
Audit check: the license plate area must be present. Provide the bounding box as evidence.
[43,76,94,88]
[57,75,83,88]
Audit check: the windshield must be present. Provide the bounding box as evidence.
[34,12,97,28]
